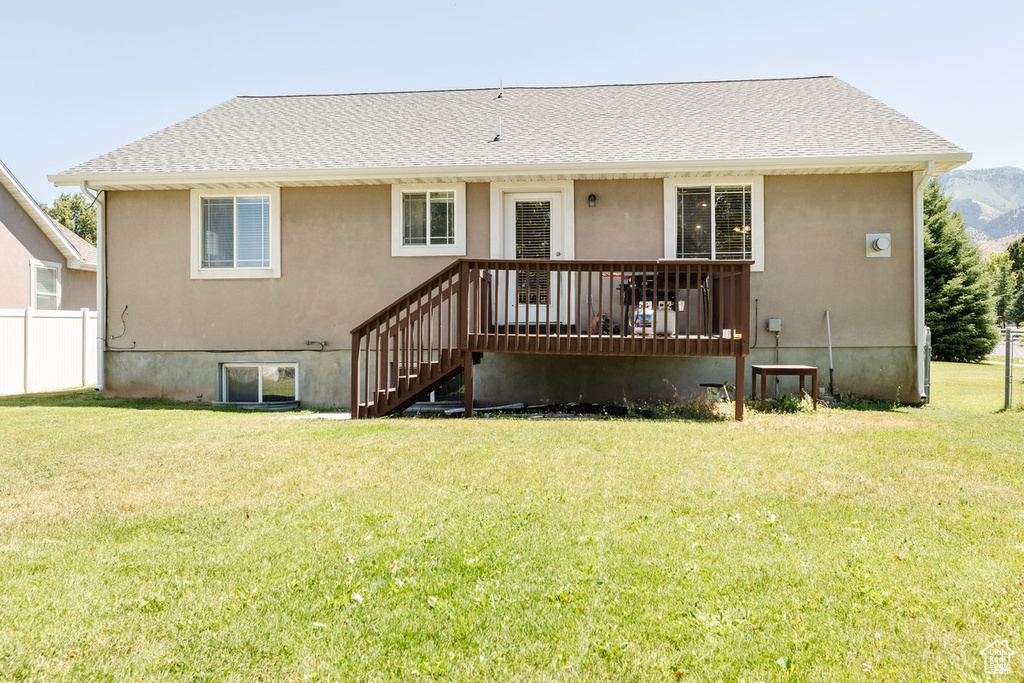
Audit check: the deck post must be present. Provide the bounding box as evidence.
[463,352,474,417]
[351,332,361,418]
[735,354,745,421]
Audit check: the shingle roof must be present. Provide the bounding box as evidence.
[52,219,97,265]
[55,77,967,179]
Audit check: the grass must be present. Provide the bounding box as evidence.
[0,362,1021,681]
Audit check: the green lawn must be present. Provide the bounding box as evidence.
[0,362,1021,681]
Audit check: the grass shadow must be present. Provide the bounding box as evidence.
[0,388,250,412]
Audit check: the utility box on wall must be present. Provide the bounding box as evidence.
[866,233,892,258]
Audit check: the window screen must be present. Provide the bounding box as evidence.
[236,197,270,267]
[34,265,59,310]
[202,196,270,268]
[714,185,752,260]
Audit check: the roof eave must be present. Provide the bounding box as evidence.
[1,160,92,266]
[67,258,97,272]
[49,152,972,190]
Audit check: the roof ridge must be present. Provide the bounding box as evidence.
[234,76,836,99]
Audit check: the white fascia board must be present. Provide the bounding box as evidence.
[48,152,973,190]
[67,258,97,272]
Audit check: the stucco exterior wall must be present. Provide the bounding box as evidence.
[755,174,914,348]
[0,182,96,310]
[573,179,665,259]
[1,182,61,309]
[102,173,917,406]
[104,184,490,351]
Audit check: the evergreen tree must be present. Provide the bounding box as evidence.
[924,180,999,362]
[984,251,1017,327]
[1008,286,1024,326]
[41,192,97,245]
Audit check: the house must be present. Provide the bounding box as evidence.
[48,77,970,417]
[1,158,96,310]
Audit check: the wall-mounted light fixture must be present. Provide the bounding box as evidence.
[588,193,597,208]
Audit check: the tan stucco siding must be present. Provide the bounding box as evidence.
[569,174,913,349]
[0,182,95,310]
[1,182,59,308]
[105,175,913,352]
[755,174,914,348]
[62,269,97,310]
[105,184,491,350]
[573,179,665,259]
[541,173,914,403]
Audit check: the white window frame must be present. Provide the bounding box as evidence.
[391,183,467,257]
[488,180,575,259]
[190,188,281,279]
[663,176,764,272]
[30,260,62,310]
[220,362,299,404]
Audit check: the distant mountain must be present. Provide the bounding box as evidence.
[984,205,1024,238]
[940,167,1024,247]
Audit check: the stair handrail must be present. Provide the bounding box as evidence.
[351,259,467,418]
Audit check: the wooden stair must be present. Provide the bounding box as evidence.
[351,262,481,418]
[361,351,472,418]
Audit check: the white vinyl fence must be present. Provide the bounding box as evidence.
[0,308,97,395]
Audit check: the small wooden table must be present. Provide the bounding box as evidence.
[751,364,818,410]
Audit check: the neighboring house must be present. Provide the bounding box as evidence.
[0,158,96,310]
[49,77,969,416]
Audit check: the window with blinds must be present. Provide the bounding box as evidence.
[202,195,271,269]
[514,200,551,305]
[33,263,59,310]
[677,184,752,260]
[402,191,455,246]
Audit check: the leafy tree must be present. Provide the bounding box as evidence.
[984,251,1017,327]
[41,192,96,245]
[924,179,998,361]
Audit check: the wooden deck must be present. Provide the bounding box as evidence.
[351,259,752,419]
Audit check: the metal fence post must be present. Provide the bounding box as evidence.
[1006,326,1013,411]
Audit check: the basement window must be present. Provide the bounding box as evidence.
[220,363,298,407]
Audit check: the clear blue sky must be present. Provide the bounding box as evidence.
[3,0,1019,204]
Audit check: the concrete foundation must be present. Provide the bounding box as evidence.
[473,346,917,406]
[105,344,916,410]
[104,349,351,409]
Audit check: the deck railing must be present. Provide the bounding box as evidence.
[461,259,751,357]
[352,259,751,418]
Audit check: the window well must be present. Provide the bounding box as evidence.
[217,363,299,409]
